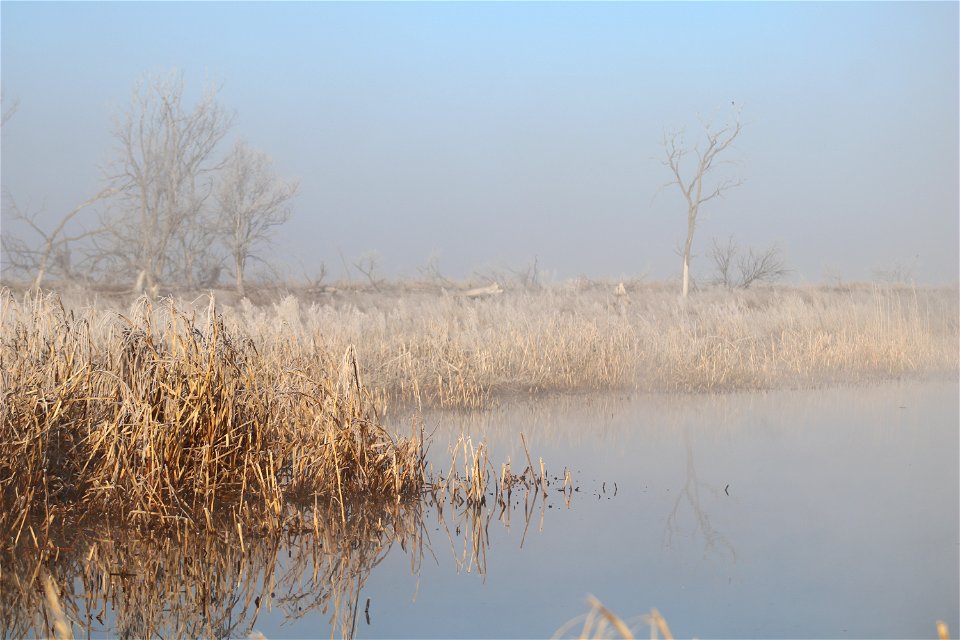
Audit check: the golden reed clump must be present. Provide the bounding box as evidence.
[0,291,427,541]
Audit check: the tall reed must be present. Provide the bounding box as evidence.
[219,283,958,407]
[0,291,426,540]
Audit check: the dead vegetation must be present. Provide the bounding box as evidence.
[2,420,554,638]
[0,291,427,543]
[0,290,564,635]
[215,282,958,407]
[5,283,956,417]
[2,287,953,637]
[554,597,674,639]
[2,283,956,527]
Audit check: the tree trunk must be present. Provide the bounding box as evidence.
[681,209,697,298]
[135,268,157,297]
[32,238,54,292]
[235,254,245,297]
[682,256,690,298]
[31,267,46,292]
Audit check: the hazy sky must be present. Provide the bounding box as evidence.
[2,2,957,284]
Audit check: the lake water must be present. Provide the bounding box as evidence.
[248,378,958,639]
[19,379,958,639]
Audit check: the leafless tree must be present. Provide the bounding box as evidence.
[709,236,788,289]
[102,71,233,294]
[662,108,743,297]
[709,236,738,288]
[169,214,225,288]
[737,244,788,288]
[507,256,542,291]
[353,251,384,291]
[300,262,328,291]
[418,253,453,288]
[872,258,917,285]
[215,139,298,296]
[1,189,115,290]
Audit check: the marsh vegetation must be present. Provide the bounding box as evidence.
[10,280,951,406]
[1,283,957,637]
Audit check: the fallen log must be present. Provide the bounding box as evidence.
[462,283,504,298]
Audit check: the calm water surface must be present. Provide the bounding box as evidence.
[251,378,958,639]
[35,379,956,639]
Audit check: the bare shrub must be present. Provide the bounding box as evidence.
[709,237,788,288]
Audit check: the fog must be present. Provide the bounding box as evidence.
[2,2,957,286]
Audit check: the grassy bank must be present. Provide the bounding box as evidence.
[5,283,956,414]
[219,282,958,407]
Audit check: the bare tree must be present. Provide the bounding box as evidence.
[507,256,542,291]
[662,108,743,297]
[418,252,453,288]
[1,190,114,290]
[215,139,298,296]
[352,251,384,291]
[1,90,114,289]
[102,71,233,294]
[708,236,788,289]
[872,257,918,284]
[300,262,328,291]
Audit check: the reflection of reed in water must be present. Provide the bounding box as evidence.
[2,500,426,639]
[2,470,428,636]
[428,434,554,578]
[3,437,552,640]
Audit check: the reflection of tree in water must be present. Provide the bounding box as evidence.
[663,430,737,562]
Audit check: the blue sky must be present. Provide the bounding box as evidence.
[2,2,957,283]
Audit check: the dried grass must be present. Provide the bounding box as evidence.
[214,283,957,407]
[3,425,549,638]
[5,283,954,437]
[554,597,673,640]
[0,288,560,635]
[0,292,427,540]
[3,287,948,639]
